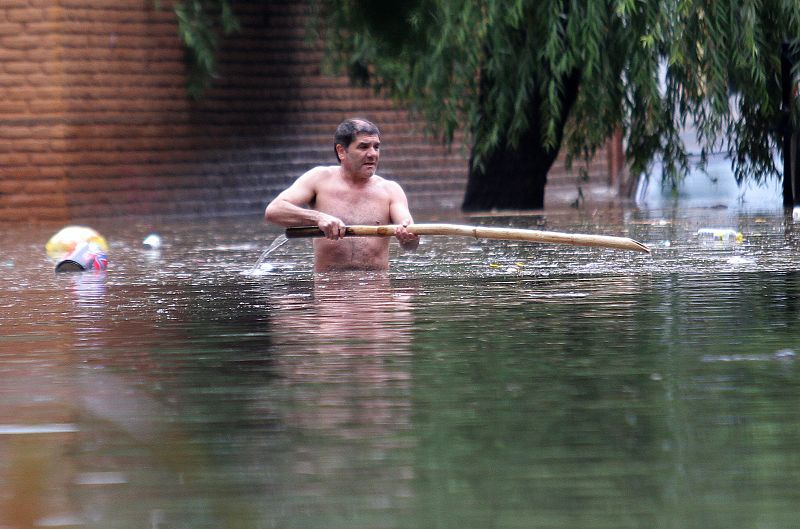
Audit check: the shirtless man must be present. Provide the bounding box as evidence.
[264,118,420,272]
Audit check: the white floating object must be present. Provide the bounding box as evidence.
[143,233,162,249]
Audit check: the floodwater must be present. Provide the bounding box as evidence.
[2,204,800,529]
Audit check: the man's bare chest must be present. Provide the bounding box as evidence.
[315,185,392,225]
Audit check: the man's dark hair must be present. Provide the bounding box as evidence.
[334,118,380,162]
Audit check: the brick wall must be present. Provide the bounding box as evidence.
[1,0,618,223]
[2,0,68,221]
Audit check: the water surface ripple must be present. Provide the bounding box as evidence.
[1,207,799,528]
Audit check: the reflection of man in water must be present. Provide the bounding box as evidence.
[264,118,419,272]
[270,277,416,512]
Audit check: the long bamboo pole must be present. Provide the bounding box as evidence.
[285,224,650,253]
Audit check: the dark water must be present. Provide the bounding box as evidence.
[2,206,800,529]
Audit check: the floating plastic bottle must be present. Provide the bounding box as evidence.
[696,228,743,248]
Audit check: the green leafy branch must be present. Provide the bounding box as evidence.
[170,0,240,98]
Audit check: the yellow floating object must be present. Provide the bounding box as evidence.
[46,225,108,259]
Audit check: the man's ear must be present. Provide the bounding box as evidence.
[335,144,346,162]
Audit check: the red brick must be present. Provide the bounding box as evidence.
[28,152,72,166]
[5,192,67,208]
[22,179,66,194]
[0,22,24,35]
[4,207,69,222]
[2,166,40,179]
[25,102,65,116]
[4,60,43,75]
[38,166,68,179]
[24,22,63,35]
[22,73,60,88]
[13,140,58,153]
[0,86,59,100]
[0,0,31,9]
[0,97,32,113]
[0,180,26,195]
[61,20,176,37]
[26,47,63,61]
[6,8,46,23]
[1,34,44,50]
[0,152,30,165]
[63,7,175,24]
[59,0,155,8]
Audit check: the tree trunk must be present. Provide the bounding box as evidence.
[462,72,581,212]
[781,43,795,207]
[462,123,557,211]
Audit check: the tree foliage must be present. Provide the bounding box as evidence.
[170,0,240,99]
[312,0,800,186]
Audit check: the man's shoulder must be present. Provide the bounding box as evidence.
[373,175,404,194]
[297,165,339,187]
[303,165,340,178]
[369,173,394,186]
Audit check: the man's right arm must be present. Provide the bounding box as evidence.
[264,168,347,239]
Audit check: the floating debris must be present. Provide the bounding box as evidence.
[46,225,108,259]
[55,242,108,273]
[143,233,162,249]
[696,228,743,248]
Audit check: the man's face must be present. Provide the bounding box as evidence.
[339,133,380,178]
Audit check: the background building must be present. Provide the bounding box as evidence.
[1,0,623,223]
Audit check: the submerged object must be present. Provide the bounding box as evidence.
[55,242,108,273]
[46,225,109,259]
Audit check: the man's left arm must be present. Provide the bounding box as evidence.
[388,181,420,252]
